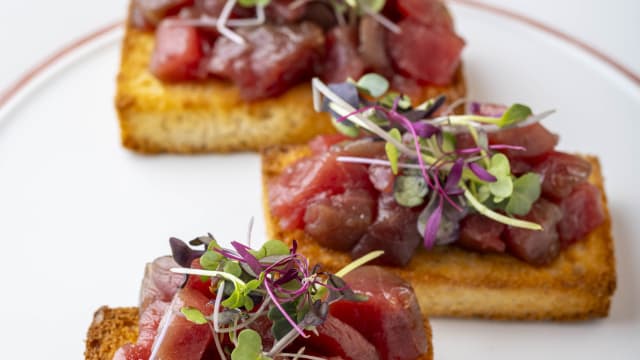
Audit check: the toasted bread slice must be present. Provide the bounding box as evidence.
[261,145,617,320]
[85,307,138,360]
[85,306,434,359]
[115,9,467,154]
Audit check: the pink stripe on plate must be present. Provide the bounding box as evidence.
[0,2,638,111]
[0,21,123,110]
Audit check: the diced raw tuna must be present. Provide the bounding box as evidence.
[192,0,226,16]
[304,189,376,251]
[330,266,428,360]
[139,256,184,313]
[265,0,306,23]
[457,213,506,253]
[534,151,592,200]
[387,18,464,85]
[488,123,559,160]
[150,21,205,81]
[558,183,605,248]
[269,152,372,231]
[504,199,563,265]
[396,0,454,30]
[184,258,214,298]
[322,26,366,84]
[208,22,324,100]
[113,300,169,360]
[351,193,422,266]
[149,288,213,360]
[298,315,380,360]
[358,16,393,75]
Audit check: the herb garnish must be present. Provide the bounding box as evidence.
[169,235,383,359]
[312,74,554,248]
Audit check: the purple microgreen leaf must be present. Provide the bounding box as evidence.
[214,248,245,262]
[468,162,497,182]
[413,121,440,139]
[423,196,444,249]
[444,159,464,194]
[231,241,263,275]
[327,82,360,110]
[457,146,482,155]
[170,237,205,267]
[299,300,328,328]
[414,94,446,117]
[273,268,299,287]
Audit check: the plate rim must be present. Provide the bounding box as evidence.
[0,1,638,113]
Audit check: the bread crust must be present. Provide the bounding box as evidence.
[261,145,617,320]
[85,306,138,360]
[115,12,467,154]
[85,306,433,359]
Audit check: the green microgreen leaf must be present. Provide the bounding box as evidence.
[497,103,532,127]
[385,128,401,175]
[331,117,360,138]
[360,0,386,12]
[356,73,389,97]
[244,296,255,312]
[477,184,491,202]
[181,307,208,325]
[268,301,299,340]
[223,261,242,278]
[380,92,411,109]
[200,251,223,270]
[394,175,428,207]
[237,0,271,7]
[487,153,510,176]
[231,329,271,360]
[486,153,513,198]
[262,240,290,257]
[489,176,513,199]
[505,173,542,216]
[441,132,456,153]
[222,286,243,309]
[462,187,542,230]
[246,279,262,292]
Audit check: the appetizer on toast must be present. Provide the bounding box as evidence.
[85,236,433,359]
[262,76,616,320]
[116,0,466,153]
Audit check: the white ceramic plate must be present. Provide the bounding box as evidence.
[1,2,639,359]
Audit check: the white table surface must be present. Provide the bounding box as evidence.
[1,0,639,93]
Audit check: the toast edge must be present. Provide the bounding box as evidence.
[85,307,434,360]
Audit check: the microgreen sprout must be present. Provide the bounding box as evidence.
[169,236,384,359]
[311,74,553,246]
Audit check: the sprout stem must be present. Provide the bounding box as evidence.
[217,0,245,45]
[462,187,542,230]
[170,268,246,286]
[335,251,384,277]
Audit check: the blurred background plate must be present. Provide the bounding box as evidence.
[0,1,638,359]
